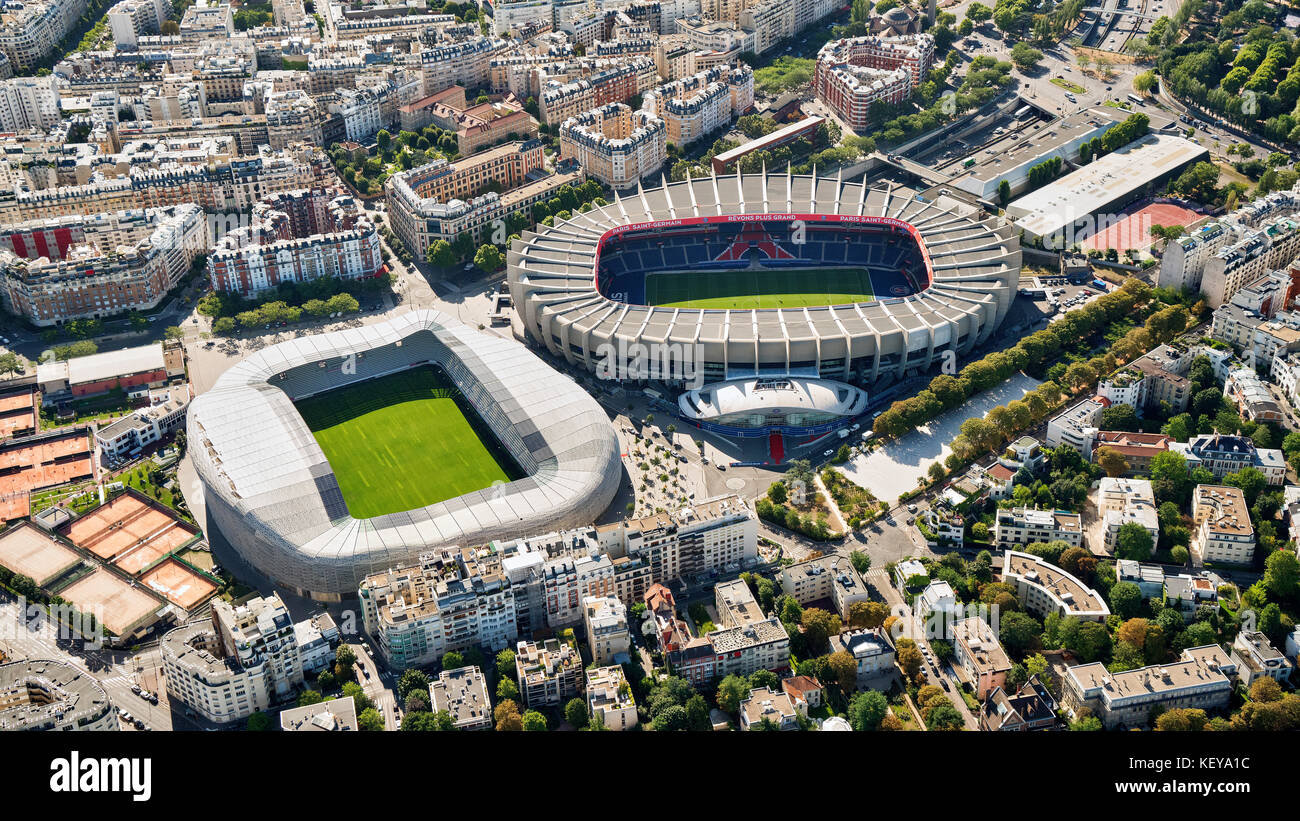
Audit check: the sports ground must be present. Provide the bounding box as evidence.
[645,267,877,309]
[294,367,521,519]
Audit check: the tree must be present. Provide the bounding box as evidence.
[716,674,749,714]
[297,689,324,707]
[426,239,456,268]
[1264,549,1300,598]
[246,711,272,731]
[494,699,523,731]
[474,244,504,273]
[1110,581,1144,619]
[441,650,464,671]
[404,690,430,714]
[564,697,589,729]
[926,701,964,731]
[497,676,519,702]
[521,710,548,731]
[847,690,889,731]
[398,668,430,700]
[341,682,373,713]
[1115,522,1154,561]
[998,611,1042,658]
[1095,446,1129,478]
[1010,42,1043,71]
[357,707,385,731]
[496,648,516,679]
[997,179,1011,206]
[800,608,841,653]
[1156,708,1208,731]
[849,550,871,574]
[0,353,23,375]
[163,326,185,340]
[849,600,889,629]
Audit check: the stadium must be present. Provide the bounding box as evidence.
[186,310,622,599]
[508,171,1021,445]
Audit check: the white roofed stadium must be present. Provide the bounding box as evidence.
[186,310,622,600]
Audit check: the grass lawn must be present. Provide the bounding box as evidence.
[1051,77,1087,94]
[646,267,876,309]
[294,367,521,519]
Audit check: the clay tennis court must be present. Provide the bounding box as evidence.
[0,523,81,586]
[140,559,217,610]
[0,389,36,438]
[0,494,30,522]
[1080,201,1202,253]
[0,432,94,504]
[60,493,198,561]
[60,569,162,636]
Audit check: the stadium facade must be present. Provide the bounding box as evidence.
[508,170,1021,391]
[187,310,622,600]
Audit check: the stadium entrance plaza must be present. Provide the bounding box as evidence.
[836,371,1043,505]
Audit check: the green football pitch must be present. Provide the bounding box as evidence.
[293,367,521,519]
[644,268,877,309]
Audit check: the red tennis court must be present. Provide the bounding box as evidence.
[1080,201,1202,253]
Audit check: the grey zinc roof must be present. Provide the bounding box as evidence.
[187,310,622,596]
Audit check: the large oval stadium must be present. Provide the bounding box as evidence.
[187,310,622,599]
[508,170,1021,390]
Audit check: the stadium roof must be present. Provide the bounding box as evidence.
[187,310,621,596]
[508,170,1021,372]
[679,377,868,421]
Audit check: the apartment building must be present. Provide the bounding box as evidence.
[1095,477,1159,553]
[827,628,895,686]
[952,617,1012,701]
[0,74,59,132]
[739,686,800,730]
[1201,218,1300,309]
[0,0,89,72]
[516,636,583,708]
[1229,630,1292,687]
[1171,433,1286,485]
[358,550,519,671]
[1091,431,1172,476]
[1162,573,1219,622]
[539,56,656,125]
[386,139,582,256]
[595,494,758,586]
[1001,550,1110,621]
[1095,357,1190,415]
[814,33,933,132]
[0,204,207,326]
[582,595,631,666]
[669,577,790,683]
[428,666,493,730]
[1062,645,1236,729]
[106,0,169,47]
[95,384,191,464]
[0,659,117,731]
[559,102,666,188]
[208,189,381,296]
[642,63,753,145]
[586,664,638,730]
[1224,366,1284,423]
[1045,396,1108,456]
[265,89,326,148]
[993,507,1083,550]
[1190,484,1256,566]
[1157,221,1233,292]
[162,593,305,724]
[775,553,869,621]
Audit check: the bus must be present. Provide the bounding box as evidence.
[1127,93,1144,106]
[1014,104,1032,119]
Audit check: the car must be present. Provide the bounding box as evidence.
[850,423,860,431]
[824,449,834,457]
[131,683,142,695]
[941,679,951,691]
[134,719,145,730]
[906,516,915,525]
[907,504,918,513]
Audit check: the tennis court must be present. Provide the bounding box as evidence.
[60,569,162,636]
[140,558,217,610]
